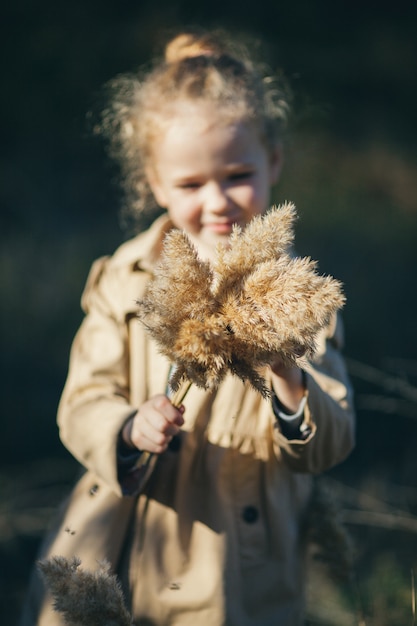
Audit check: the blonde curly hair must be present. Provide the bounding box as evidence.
[96,28,291,227]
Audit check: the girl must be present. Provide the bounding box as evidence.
[23,29,355,626]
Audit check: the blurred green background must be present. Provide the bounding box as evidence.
[1,1,417,623]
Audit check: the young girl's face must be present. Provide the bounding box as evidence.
[148,104,282,261]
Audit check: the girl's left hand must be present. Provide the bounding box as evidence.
[270,356,306,413]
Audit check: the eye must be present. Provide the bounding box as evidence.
[176,181,201,190]
[228,171,254,182]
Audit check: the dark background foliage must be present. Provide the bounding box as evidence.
[1,1,417,623]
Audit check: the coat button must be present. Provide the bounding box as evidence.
[89,484,99,496]
[242,505,259,523]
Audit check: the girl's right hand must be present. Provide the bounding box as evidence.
[122,395,185,454]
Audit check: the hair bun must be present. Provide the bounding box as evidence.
[164,32,222,63]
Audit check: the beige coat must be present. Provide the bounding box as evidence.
[24,214,355,626]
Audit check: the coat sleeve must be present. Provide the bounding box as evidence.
[273,313,356,474]
[57,257,146,496]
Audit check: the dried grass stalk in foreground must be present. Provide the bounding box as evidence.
[38,556,132,626]
[138,202,345,397]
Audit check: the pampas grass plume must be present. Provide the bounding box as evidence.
[38,556,132,625]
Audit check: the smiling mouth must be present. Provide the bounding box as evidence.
[204,220,240,234]
[206,223,234,234]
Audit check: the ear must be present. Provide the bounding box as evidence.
[146,167,168,208]
[269,143,284,185]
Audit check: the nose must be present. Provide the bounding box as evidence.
[203,181,230,213]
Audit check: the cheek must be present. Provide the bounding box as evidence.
[237,184,266,211]
[254,176,272,208]
[170,196,202,231]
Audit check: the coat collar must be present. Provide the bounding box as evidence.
[110,213,174,273]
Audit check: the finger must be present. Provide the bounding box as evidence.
[145,407,182,437]
[132,404,181,446]
[135,430,170,454]
[152,395,185,427]
[132,412,173,451]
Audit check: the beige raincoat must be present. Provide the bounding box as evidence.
[23,214,355,626]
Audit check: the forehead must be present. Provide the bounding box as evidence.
[152,102,267,160]
[159,101,242,132]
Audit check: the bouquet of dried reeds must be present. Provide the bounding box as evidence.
[138,202,345,398]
